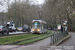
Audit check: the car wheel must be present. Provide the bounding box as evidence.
[28,30,30,32]
[7,31,9,35]
[23,29,26,32]
[2,33,4,35]
[11,31,13,32]
[14,30,16,32]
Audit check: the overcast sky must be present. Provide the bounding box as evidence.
[35,0,45,4]
[0,0,45,12]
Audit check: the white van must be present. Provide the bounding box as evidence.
[9,24,16,32]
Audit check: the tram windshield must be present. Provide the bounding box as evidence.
[32,21,40,28]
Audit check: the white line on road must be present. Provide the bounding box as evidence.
[9,31,28,35]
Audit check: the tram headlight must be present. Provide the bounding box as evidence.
[37,29,40,31]
[32,29,35,31]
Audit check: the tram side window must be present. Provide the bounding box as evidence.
[45,24,46,29]
[41,23,44,29]
[44,24,47,29]
[42,23,44,29]
[46,24,48,29]
[41,23,47,29]
[40,23,42,29]
[43,24,45,29]
[43,24,47,29]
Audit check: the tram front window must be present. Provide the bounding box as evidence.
[32,22,40,28]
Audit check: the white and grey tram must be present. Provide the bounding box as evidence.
[31,20,47,34]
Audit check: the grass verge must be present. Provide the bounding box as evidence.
[0,31,54,45]
[16,31,54,45]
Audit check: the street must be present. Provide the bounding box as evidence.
[60,32,75,46]
[49,32,75,50]
[0,31,28,35]
[9,31,28,35]
[0,35,51,50]
[58,32,75,50]
[0,0,75,50]
[0,32,75,50]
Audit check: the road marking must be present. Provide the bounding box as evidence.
[55,49,62,50]
[7,46,21,50]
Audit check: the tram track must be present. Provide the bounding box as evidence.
[0,31,53,45]
[10,32,52,45]
[0,32,29,38]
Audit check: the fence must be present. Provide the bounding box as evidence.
[50,31,69,45]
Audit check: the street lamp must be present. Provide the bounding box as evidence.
[67,7,70,13]
[2,10,4,26]
[38,11,43,19]
[14,0,16,24]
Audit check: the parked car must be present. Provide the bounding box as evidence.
[48,28,52,30]
[9,24,16,32]
[22,25,31,32]
[52,28,57,31]
[0,26,9,35]
[17,27,23,31]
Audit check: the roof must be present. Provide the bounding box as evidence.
[32,20,46,24]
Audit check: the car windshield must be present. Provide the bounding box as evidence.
[9,26,12,28]
[23,25,28,28]
[0,26,3,29]
[18,27,22,29]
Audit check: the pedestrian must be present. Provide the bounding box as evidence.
[61,25,63,33]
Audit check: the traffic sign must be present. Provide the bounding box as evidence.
[7,22,10,24]
[57,24,61,30]
[65,20,67,23]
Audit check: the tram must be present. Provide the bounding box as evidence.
[31,20,47,34]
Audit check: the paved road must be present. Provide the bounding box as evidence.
[19,37,51,50]
[0,31,28,35]
[58,32,75,50]
[0,37,51,50]
[15,32,75,50]
[0,31,51,50]
[0,32,75,50]
[9,31,28,35]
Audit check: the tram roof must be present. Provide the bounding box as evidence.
[32,20,46,24]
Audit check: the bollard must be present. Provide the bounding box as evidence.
[53,33,55,43]
[59,32,61,39]
[50,34,54,45]
[54,33,56,43]
[50,35,52,45]
[55,33,57,42]
[58,33,60,41]
[52,34,54,45]
[56,33,59,42]
[61,31,63,38]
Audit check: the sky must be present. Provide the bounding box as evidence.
[35,0,45,4]
[0,0,45,12]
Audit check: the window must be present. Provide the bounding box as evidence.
[32,21,40,28]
